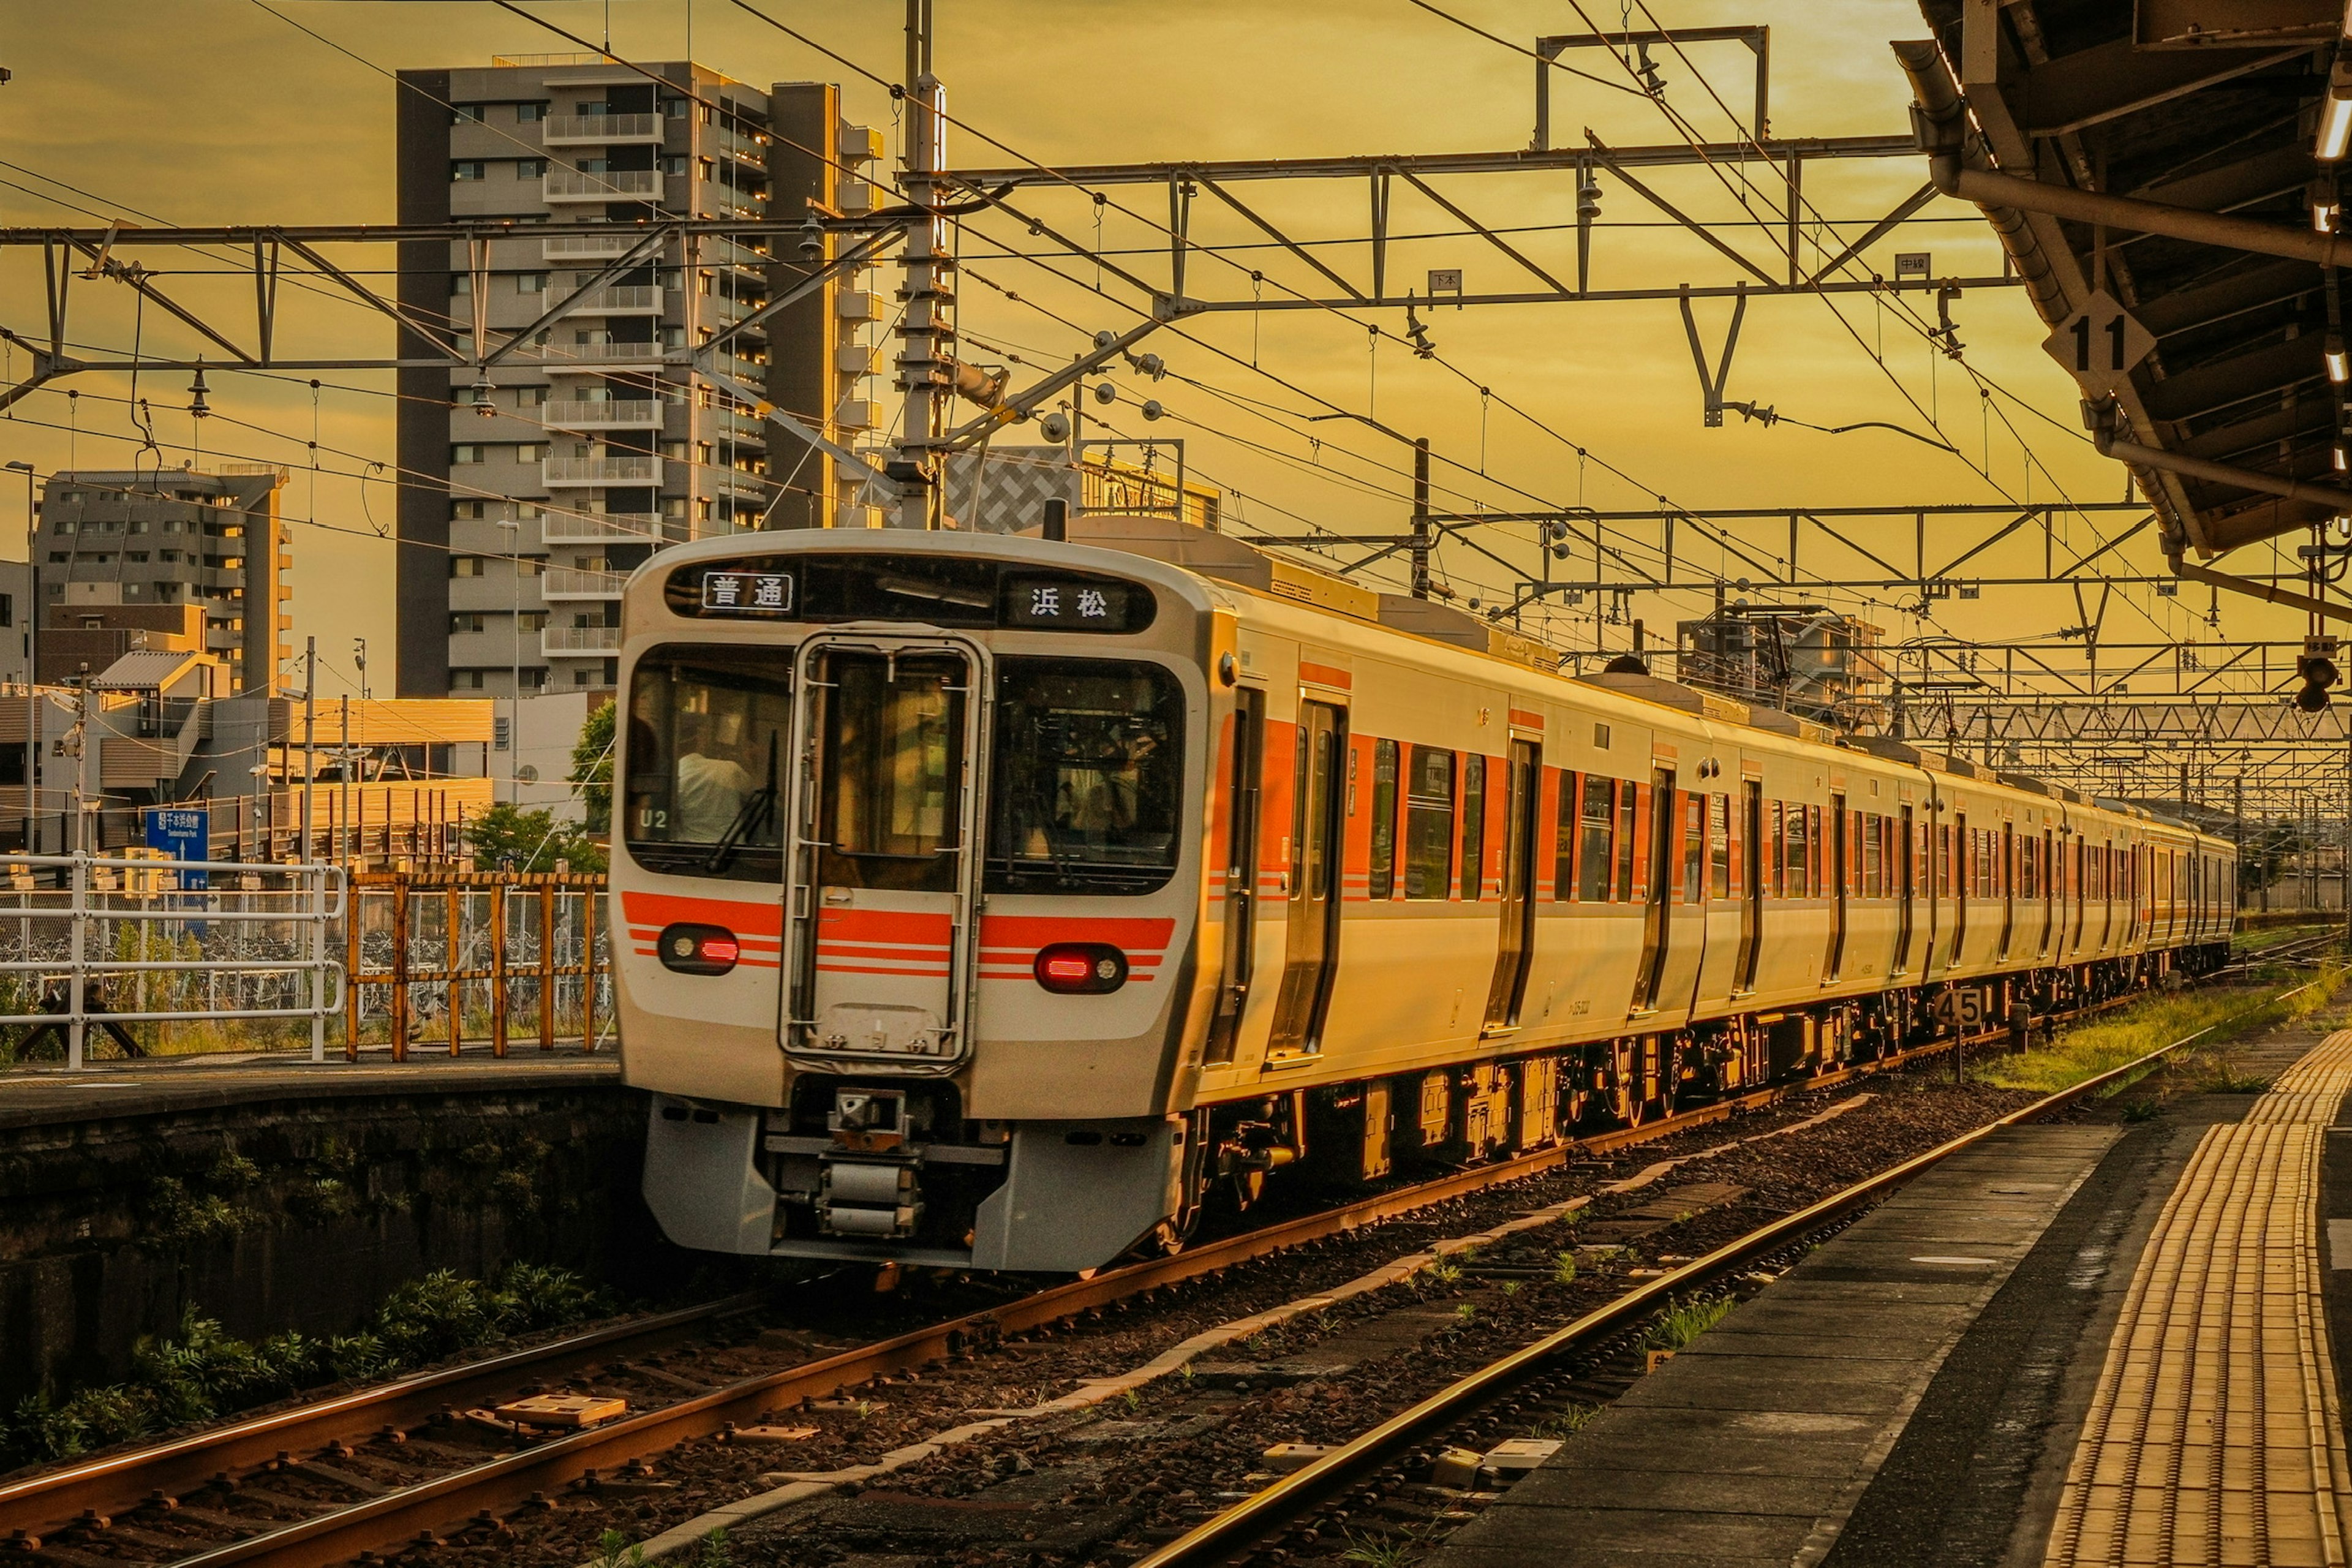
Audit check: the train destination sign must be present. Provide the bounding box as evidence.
[701,570,795,615]
[669,552,1156,633]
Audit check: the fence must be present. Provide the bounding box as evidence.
[0,854,344,1070]
[344,871,609,1060]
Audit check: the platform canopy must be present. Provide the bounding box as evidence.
[1900,1,2352,595]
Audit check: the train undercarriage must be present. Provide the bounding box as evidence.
[1189,940,2233,1224]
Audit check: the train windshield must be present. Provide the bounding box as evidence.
[989,658,1185,894]
[624,646,793,882]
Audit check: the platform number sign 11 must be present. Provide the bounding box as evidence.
[2042,289,2154,394]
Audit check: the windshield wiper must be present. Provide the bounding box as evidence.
[705,731,780,872]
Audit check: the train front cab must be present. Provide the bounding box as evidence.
[612,535,1216,1273]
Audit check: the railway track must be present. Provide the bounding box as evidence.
[1128,973,2331,1568]
[0,949,2320,1567]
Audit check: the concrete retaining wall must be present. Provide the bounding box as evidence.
[0,1072,684,1405]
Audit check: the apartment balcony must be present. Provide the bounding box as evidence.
[541,510,668,545]
[543,113,664,146]
[573,285,666,316]
[544,455,662,488]
[544,399,663,430]
[709,470,766,501]
[543,624,622,657]
[542,567,628,601]
[543,233,642,262]
[529,340,669,369]
[543,168,663,204]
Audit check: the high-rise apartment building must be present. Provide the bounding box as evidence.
[393,57,879,699]
[36,467,290,693]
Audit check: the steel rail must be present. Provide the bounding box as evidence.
[0,949,2301,1560]
[1129,974,2329,1568]
[0,1295,766,1543]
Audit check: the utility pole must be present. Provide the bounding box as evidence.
[300,636,315,865]
[339,699,352,873]
[1412,437,1431,599]
[895,0,947,530]
[7,459,34,854]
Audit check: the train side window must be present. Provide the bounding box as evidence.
[1368,738,1399,900]
[1577,777,1613,902]
[1403,744,1455,899]
[1769,800,1785,897]
[1863,813,1882,899]
[1710,794,1731,901]
[1788,802,1812,898]
[1615,781,1637,900]
[1460,755,1487,900]
[1680,793,1705,903]
[1553,770,1581,901]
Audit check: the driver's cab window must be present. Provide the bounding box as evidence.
[625,646,791,881]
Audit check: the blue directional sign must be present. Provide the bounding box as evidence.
[143,806,209,889]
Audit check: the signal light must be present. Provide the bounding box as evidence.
[658,922,742,976]
[1033,942,1129,994]
[2296,636,2340,712]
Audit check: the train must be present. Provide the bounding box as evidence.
[610,513,2238,1273]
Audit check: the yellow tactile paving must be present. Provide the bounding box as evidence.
[2045,1029,2352,1567]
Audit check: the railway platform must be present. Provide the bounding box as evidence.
[1420,1020,2352,1568]
[0,1046,617,1133]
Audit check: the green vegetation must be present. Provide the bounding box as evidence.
[1341,1526,1439,1568]
[464,801,607,875]
[0,1264,607,1468]
[1970,965,2345,1098]
[1525,1402,1605,1439]
[1643,1295,1736,1352]
[1553,1252,1579,1286]
[572,700,616,835]
[2233,922,2330,955]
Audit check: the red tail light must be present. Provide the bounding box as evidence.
[658,922,741,976]
[1033,943,1129,994]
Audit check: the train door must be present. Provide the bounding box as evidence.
[1630,768,1675,1012]
[2070,834,2086,953]
[1894,803,1915,976]
[781,635,986,1069]
[1825,792,1849,982]
[1998,823,2015,959]
[1204,687,1266,1065]
[2101,840,2117,949]
[1951,813,1969,969]
[1734,780,1763,993]
[1267,700,1346,1055]
[1483,740,1540,1030]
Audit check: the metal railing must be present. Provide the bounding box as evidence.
[344,871,608,1060]
[541,509,668,544]
[543,112,663,145]
[543,567,628,600]
[543,168,662,202]
[545,454,662,486]
[543,399,663,429]
[543,624,623,655]
[0,854,344,1069]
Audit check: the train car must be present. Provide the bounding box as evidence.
[611,514,2237,1273]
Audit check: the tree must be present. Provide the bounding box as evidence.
[572,700,616,835]
[464,802,606,875]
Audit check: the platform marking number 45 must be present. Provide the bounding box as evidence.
[2042,289,2154,394]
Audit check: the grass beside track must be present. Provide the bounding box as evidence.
[2234,922,2334,955]
[1969,960,2346,1098]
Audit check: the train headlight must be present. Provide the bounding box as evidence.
[658,922,741,976]
[1033,942,1129,994]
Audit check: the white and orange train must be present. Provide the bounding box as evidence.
[612,514,2237,1273]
